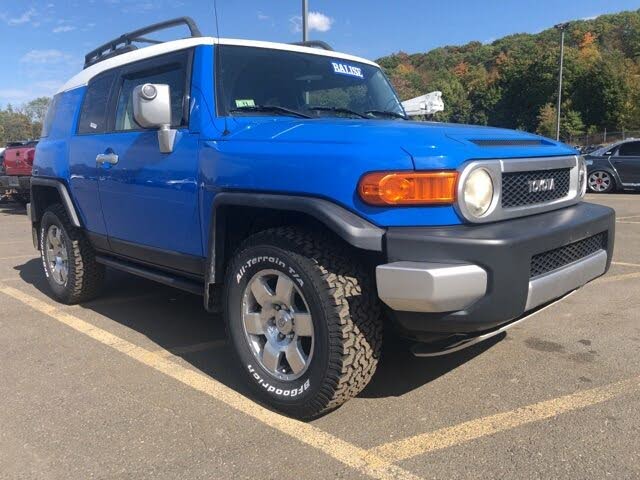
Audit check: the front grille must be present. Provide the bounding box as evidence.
[530,232,607,279]
[502,168,570,208]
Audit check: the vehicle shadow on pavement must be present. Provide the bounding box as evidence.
[14,258,503,402]
[0,202,27,216]
[361,333,502,398]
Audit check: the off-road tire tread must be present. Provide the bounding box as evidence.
[229,226,383,418]
[42,204,104,304]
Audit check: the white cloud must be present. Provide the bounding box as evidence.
[5,8,36,26]
[290,11,333,33]
[0,80,62,105]
[581,15,600,21]
[257,12,270,21]
[20,49,74,65]
[308,11,333,32]
[53,25,75,33]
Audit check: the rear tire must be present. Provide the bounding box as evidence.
[224,226,383,419]
[40,204,104,304]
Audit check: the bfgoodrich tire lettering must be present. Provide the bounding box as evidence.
[224,226,383,419]
[40,204,104,304]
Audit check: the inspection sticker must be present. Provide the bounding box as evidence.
[235,99,256,107]
[331,61,364,79]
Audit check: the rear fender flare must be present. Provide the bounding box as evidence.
[30,177,81,228]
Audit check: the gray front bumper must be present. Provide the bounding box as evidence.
[377,249,607,315]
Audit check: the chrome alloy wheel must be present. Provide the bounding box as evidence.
[242,269,314,381]
[588,171,612,192]
[45,224,69,286]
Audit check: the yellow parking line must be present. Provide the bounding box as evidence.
[611,261,640,269]
[0,254,35,260]
[0,284,422,480]
[597,271,640,284]
[369,375,640,462]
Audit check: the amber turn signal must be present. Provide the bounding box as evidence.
[359,171,458,206]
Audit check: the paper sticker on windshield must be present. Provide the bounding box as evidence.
[235,99,255,108]
[331,61,364,79]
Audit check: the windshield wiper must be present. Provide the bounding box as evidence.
[364,109,408,120]
[229,105,311,118]
[307,105,368,119]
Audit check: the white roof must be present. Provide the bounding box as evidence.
[57,37,379,94]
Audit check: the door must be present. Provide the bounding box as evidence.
[611,141,640,185]
[97,50,204,265]
[68,70,119,236]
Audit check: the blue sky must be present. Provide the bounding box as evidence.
[0,0,638,106]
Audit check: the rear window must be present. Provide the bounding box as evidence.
[40,95,60,138]
[77,71,117,134]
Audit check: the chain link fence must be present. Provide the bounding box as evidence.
[567,130,640,148]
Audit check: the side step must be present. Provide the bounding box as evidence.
[411,290,577,357]
[95,255,203,296]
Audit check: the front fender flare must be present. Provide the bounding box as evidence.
[204,192,384,290]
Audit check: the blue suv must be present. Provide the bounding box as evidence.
[30,18,615,418]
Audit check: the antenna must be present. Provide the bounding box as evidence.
[302,0,309,42]
[214,0,230,136]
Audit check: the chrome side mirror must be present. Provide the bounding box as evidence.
[133,83,177,153]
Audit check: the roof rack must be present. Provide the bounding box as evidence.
[84,17,202,69]
[289,40,333,51]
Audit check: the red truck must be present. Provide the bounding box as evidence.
[0,141,37,205]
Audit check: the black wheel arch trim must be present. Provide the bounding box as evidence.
[30,177,82,228]
[204,192,384,306]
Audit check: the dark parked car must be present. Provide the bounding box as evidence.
[585,139,640,193]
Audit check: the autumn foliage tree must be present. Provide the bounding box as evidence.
[378,9,640,140]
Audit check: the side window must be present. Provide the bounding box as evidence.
[114,60,188,131]
[77,71,117,134]
[618,141,640,157]
[41,94,60,138]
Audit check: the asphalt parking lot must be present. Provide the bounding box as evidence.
[0,194,639,480]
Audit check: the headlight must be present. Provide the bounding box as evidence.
[463,168,494,217]
[578,156,587,197]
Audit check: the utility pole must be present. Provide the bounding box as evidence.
[554,23,568,141]
[302,0,309,42]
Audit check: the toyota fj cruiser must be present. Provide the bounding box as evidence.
[30,18,615,418]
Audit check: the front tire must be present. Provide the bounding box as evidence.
[40,204,105,304]
[224,227,383,419]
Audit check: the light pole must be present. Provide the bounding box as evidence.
[302,0,308,42]
[555,23,568,141]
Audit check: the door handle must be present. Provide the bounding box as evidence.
[96,153,119,165]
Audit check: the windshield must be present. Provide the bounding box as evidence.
[589,143,616,156]
[216,45,405,119]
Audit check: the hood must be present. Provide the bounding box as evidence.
[223,118,577,170]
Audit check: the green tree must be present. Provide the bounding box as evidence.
[23,97,51,124]
[536,103,557,138]
[561,109,585,139]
